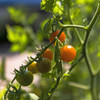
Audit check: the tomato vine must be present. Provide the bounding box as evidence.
[3,1,100,100]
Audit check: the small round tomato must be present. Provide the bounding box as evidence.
[41,49,53,61]
[60,45,76,62]
[49,30,66,44]
[8,92,20,100]
[8,89,25,100]
[28,61,38,74]
[16,71,33,86]
[36,58,51,73]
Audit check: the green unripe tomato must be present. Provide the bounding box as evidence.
[36,58,51,73]
[8,92,20,100]
[16,70,33,86]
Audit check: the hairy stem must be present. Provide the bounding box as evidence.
[47,77,61,100]
[4,75,16,100]
[83,2,100,46]
[83,2,100,100]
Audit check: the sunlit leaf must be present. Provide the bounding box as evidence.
[53,1,64,15]
[6,25,39,52]
[0,88,6,100]
[41,0,55,12]
[63,73,70,77]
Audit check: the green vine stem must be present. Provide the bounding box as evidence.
[46,53,84,100]
[67,81,90,90]
[47,77,61,100]
[83,2,100,100]
[83,1,100,47]
[4,75,17,100]
[69,55,84,73]
[67,3,84,45]
[58,22,87,30]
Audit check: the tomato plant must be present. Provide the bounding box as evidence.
[36,58,51,73]
[60,45,76,62]
[16,70,33,86]
[41,48,53,60]
[49,30,66,45]
[3,1,100,100]
[28,61,38,74]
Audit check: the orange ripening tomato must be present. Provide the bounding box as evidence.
[49,30,66,44]
[41,49,53,60]
[28,61,38,74]
[60,45,76,62]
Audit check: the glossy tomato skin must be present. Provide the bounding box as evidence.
[41,49,53,61]
[28,61,38,74]
[49,30,66,44]
[36,58,51,73]
[60,45,76,62]
[16,71,33,86]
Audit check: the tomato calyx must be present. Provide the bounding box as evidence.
[15,68,33,86]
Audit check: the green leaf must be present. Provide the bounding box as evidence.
[6,25,28,44]
[43,18,53,33]
[27,13,38,25]
[62,0,71,9]
[53,1,64,15]
[63,73,70,77]
[76,0,94,4]
[0,88,6,100]
[6,25,36,52]
[41,0,55,12]
[8,7,26,25]
[54,40,63,74]
[54,40,60,62]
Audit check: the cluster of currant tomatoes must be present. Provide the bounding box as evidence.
[16,30,76,87]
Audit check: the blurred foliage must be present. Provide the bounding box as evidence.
[6,7,39,52]
[8,7,38,26]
